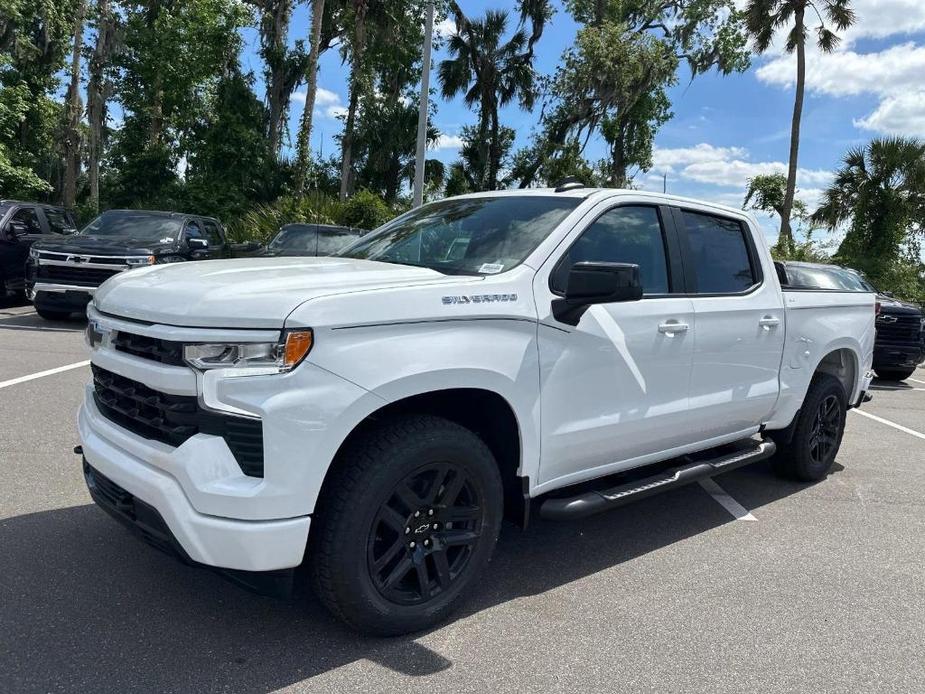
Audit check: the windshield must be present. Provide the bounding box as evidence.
[79,212,183,242]
[0,203,11,216]
[338,195,581,275]
[270,226,315,251]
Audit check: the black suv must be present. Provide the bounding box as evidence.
[26,209,234,320]
[776,261,924,381]
[0,200,77,298]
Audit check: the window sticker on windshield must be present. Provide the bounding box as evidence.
[479,263,505,274]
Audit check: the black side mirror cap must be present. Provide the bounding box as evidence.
[552,261,643,326]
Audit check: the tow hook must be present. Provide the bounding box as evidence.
[73,445,83,455]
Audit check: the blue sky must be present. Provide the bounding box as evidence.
[251,0,925,243]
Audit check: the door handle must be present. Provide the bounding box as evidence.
[658,320,690,335]
[759,316,781,329]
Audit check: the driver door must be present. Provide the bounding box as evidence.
[1,207,45,289]
[534,202,696,489]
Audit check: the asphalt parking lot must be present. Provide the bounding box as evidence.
[1,299,924,693]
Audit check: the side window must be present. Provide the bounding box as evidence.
[203,220,223,246]
[8,207,42,235]
[44,208,73,234]
[682,211,757,294]
[317,230,362,256]
[552,206,670,295]
[184,220,203,240]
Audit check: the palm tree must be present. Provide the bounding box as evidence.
[812,137,925,283]
[745,0,854,252]
[439,2,549,191]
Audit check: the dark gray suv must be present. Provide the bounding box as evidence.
[0,201,77,298]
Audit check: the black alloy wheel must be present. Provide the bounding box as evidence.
[368,463,482,605]
[808,394,841,466]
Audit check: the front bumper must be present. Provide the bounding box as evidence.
[30,284,95,311]
[79,398,311,572]
[873,343,925,370]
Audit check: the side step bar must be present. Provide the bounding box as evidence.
[540,439,776,521]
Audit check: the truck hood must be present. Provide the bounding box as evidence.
[32,235,177,256]
[93,256,462,328]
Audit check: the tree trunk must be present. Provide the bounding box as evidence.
[266,0,292,155]
[339,0,368,201]
[62,1,87,208]
[487,106,500,190]
[294,0,325,193]
[779,7,805,252]
[87,0,114,213]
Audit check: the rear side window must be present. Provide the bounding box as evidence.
[682,211,757,293]
[317,229,363,256]
[553,206,670,295]
[202,220,223,246]
[44,208,74,234]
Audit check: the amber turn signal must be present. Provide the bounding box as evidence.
[283,329,313,369]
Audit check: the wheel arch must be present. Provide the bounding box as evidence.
[319,387,528,526]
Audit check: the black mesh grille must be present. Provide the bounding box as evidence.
[92,365,264,477]
[877,314,923,342]
[38,264,122,286]
[113,331,185,366]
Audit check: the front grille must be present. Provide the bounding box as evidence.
[37,264,122,286]
[113,331,185,366]
[877,314,923,342]
[92,365,264,477]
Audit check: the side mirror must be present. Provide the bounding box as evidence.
[6,221,29,238]
[552,261,643,326]
[187,237,209,251]
[883,291,895,298]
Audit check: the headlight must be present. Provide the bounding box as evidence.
[125,256,156,267]
[156,255,185,264]
[183,329,313,373]
[29,247,40,260]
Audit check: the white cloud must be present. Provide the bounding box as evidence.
[751,0,925,139]
[435,17,457,39]
[854,91,925,137]
[324,105,348,120]
[756,42,925,98]
[652,143,832,191]
[292,86,342,107]
[648,144,831,224]
[431,134,464,150]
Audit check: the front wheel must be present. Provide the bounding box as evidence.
[771,373,847,482]
[875,367,917,382]
[309,415,503,635]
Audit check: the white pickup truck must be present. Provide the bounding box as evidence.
[78,187,875,634]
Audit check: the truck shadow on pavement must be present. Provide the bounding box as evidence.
[0,306,84,333]
[0,461,826,692]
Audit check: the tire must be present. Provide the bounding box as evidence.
[35,306,73,321]
[309,414,504,636]
[875,367,917,382]
[771,373,847,482]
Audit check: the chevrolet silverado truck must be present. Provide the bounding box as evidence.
[0,200,77,299]
[26,209,256,320]
[77,188,876,635]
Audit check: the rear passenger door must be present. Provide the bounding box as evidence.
[201,219,226,258]
[676,208,784,438]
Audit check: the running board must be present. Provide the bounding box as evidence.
[540,439,776,521]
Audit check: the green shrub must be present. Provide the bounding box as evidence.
[334,189,393,230]
[226,193,338,242]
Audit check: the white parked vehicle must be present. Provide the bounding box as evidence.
[78,187,875,634]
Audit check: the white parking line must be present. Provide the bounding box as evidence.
[851,409,925,441]
[0,360,90,390]
[908,377,925,385]
[870,385,925,392]
[698,478,757,521]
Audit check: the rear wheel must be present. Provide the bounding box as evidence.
[35,306,72,321]
[309,414,503,635]
[771,373,847,482]
[875,367,917,382]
